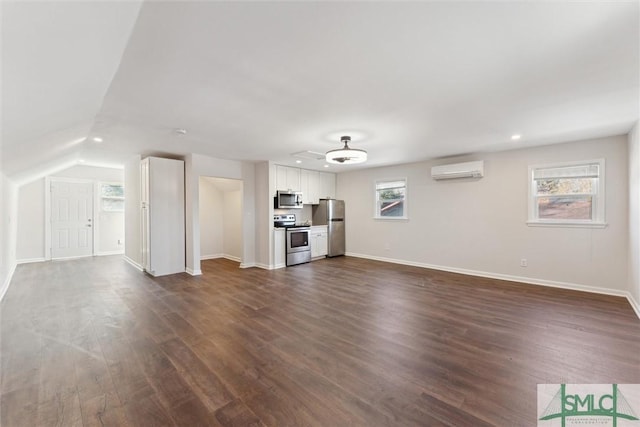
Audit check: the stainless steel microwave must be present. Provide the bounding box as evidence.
[275,190,303,209]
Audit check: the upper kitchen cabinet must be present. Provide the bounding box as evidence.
[300,169,319,204]
[272,164,335,203]
[318,171,336,200]
[275,165,301,193]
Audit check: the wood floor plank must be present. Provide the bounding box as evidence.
[158,337,234,412]
[214,399,264,427]
[121,393,175,427]
[1,255,639,426]
[36,388,84,427]
[79,392,130,427]
[1,384,39,426]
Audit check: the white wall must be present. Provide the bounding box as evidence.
[223,190,242,260]
[0,172,18,301]
[16,179,45,260]
[124,155,141,267]
[337,135,629,295]
[15,165,125,262]
[628,122,640,314]
[199,177,224,258]
[199,177,243,262]
[255,161,271,268]
[54,165,123,182]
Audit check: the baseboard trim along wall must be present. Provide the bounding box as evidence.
[0,263,17,302]
[186,267,202,276]
[346,252,640,321]
[96,250,125,256]
[628,294,640,320]
[123,255,144,272]
[253,262,285,270]
[253,263,271,270]
[17,257,46,264]
[201,254,242,263]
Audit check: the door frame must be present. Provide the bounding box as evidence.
[45,177,97,261]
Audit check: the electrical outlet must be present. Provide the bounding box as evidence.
[520,258,527,267]
[384,243,391,251]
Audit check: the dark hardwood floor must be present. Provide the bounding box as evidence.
[1,256,639,426]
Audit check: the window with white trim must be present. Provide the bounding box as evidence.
[375,179,407,219]
[528,159,605,227]
[101,183,124,212]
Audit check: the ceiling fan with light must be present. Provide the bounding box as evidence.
[326,136,367,164]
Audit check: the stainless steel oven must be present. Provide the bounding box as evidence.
[286,226,311,266]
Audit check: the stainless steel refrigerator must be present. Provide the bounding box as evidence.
[312,199,345,257]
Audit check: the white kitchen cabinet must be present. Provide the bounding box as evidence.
[273,164,335,203]
[318,172,336,200]
[300,169,319,204]
[310,225,328,259]
[275,165,301,192]
[141,157,185,277]
[274,228,286,268]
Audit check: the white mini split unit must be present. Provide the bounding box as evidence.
[431,160,484,180]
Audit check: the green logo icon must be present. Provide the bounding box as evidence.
[539,384,639,427]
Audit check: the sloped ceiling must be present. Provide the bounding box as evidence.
[1,1,143,183]
[2,1,638,184]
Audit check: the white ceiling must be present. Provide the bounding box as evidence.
[2,1,638,183]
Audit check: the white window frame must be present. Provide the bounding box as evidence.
[100,182,125,212]
[374,178,408,220]
[527,159,606,228]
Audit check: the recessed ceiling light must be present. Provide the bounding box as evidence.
[92,136,103,143]
[174,128,187,135]
[295,160,302,164]
[511,134,521,141]
[78,159,85,163]
[324,164,329,168]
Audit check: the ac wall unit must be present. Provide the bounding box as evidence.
[431,160,484,180]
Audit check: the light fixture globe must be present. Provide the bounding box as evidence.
[326,136,367,164]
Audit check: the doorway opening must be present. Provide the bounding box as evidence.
[198,176,243,268]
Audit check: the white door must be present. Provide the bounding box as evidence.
[51,181,94,259]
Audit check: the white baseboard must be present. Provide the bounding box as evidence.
[123,255,144,272]
[201,253,223,260]
[17,257,46,265]
[346,252,640,320]
[627,293,640,320]
[252,262,284,270]
[0,262,17,302]
[51,255,93,261]
[186,267,202,276]
[96,250,124,256]
[201,254,242,263]
[253,263,271,270]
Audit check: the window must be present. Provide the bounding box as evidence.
[101,183,124,212]
[375,179,407,219]
[528,160,605,227]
